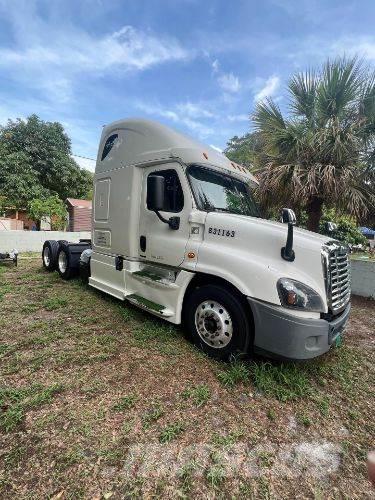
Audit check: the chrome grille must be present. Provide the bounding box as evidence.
[322,242,351,313]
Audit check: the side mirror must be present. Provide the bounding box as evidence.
[147,175,165,211]
[325,222,337,233]
[281,208,296,225]
[147,174,180,231]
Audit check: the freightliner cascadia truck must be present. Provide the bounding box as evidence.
[42,119,351,360]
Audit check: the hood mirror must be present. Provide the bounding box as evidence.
[325,221,337,233]
[281,208,296,262]
[281,208,296,225]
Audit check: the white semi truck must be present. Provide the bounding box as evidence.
[42,119,351,360]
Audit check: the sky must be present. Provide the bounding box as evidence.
[0,0,375,172]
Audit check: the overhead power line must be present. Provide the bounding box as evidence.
[72,153,96,161]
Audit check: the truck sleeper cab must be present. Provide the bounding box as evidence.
[42,119,351,360]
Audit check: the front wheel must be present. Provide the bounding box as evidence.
[183,284,253,360]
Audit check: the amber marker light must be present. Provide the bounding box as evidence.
[287,290,297,305]
[187,252,196,259]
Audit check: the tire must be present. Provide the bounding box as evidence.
[183,284,253,360]
[42,240,59,271]
[56,244,76,280]
[79,261,91,282]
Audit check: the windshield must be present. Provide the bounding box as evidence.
[187,165,260,217]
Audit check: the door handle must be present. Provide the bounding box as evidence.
[115,256,123,271]
[140,236,146,252]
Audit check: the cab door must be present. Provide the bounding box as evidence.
[138,164,191,268]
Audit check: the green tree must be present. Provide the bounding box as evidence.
[0,150,47,209]
[224,132,263,168]
[0,115,92,207]
[28,196,67,230]
[252,57,375,232]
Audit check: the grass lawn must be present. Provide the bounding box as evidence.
[0,258,374,498]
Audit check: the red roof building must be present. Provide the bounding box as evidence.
[66,198,92,232]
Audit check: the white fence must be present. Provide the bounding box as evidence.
[0,230,91,252]
[351,258,375,299]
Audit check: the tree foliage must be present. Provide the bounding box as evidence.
[28,196,67,230]
[252,57,375,231]
[0,115,92,209]
[224,132,263,168]
[0,149,47,209]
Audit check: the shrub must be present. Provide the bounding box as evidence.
[319,209,367,246]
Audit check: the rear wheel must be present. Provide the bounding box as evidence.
[58,239,68,248]
[42,240,59,271]
[57,244,76,280]
[183,284,252,360]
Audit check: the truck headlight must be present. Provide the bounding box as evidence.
[277,278,324,312]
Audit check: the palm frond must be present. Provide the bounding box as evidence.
[316,57,364,123]
[359,69,375,118]
[288,69,317,121]
[253,98,286,134]
[318,119,360,166]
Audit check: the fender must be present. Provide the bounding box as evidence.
[195,212,328,314]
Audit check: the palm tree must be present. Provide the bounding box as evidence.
[253,57,375,232]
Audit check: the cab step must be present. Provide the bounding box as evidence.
[130,269,178,289]
[126,293,173,317]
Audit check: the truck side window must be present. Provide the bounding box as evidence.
[101,134,118,161]
[147,169,184,213]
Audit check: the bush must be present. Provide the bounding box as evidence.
[295,207,366,246]
[319,209,367,246]
[28,195,67,230]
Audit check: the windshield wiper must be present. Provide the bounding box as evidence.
[208,206,260,217]
[210,207,231,212]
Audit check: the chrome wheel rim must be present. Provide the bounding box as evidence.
[58,251,67,273]
[43,247,51,266]
[195,300,233,348]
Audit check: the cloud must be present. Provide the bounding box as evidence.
[331,37,375,61]
[284,35,375,67]
[211,59,220,73]
[218,72,241,93]
[254,75,280,102]
[210,57,241,95]
[355,41,375,60]
[227,114,249,122]
[135,101,214,137]
[0,16,192,105]
[176,101,215,119]
[0,25,190,73]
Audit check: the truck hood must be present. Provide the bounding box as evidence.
[195,212,331,310]
[224,213,331,248]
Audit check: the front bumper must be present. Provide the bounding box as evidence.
[248,298,351,360]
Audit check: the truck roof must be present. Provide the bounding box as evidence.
[96,118,257,184]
